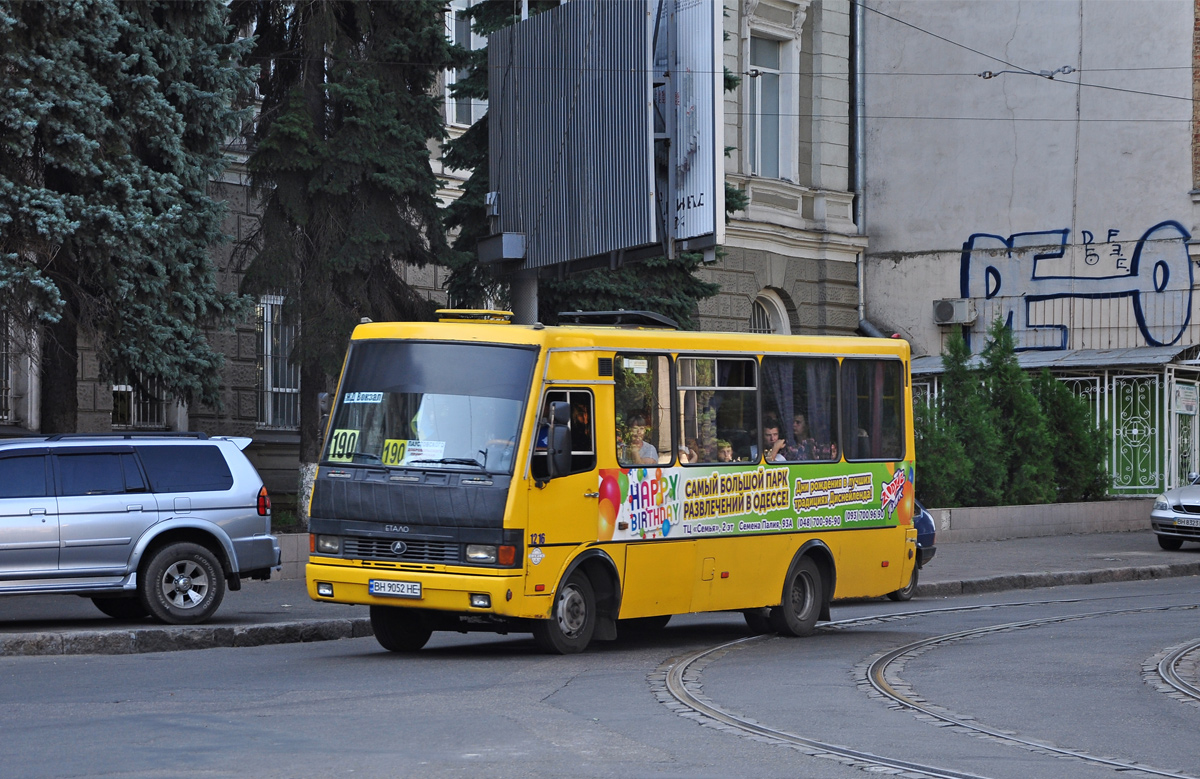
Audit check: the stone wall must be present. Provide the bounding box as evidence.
[928,499,1154,544]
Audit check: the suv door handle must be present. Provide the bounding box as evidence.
[29,508,45,515]
[127,505,143,512]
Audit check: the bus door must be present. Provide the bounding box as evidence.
[524,388,598,595]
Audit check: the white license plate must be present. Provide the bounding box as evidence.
[1174,517,1200,528]
[369,579,422,598]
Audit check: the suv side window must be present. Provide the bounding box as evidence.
[136,445,234,492]
[58,453,126,496]
[0,455,49,498]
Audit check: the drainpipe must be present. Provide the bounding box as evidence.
[851,0,871,332]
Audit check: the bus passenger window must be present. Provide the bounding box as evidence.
[677,357,757,464]
[840,359,905,461]
[615,354,673,467]
[761,356,839,462]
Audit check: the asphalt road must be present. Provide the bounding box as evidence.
[3,577,1198,779]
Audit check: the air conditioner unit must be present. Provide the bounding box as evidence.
[932,299,977,325]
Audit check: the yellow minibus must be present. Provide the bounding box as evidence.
[306,310,918,653]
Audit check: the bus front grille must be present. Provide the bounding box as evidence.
[343,538,460,563]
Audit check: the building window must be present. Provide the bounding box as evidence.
[446,1,485,127]
[748,36,781,179]
[257,295,300,430]
[0,311,11,424]
[112,373,167,429]
[751,291,791,334]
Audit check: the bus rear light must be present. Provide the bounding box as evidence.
[498,545,516,566]
[257,486,271,516]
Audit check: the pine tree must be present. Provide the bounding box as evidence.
[912,400,970,507]
[980,317,1056,505]
[230,0,455,463]
[1033,369,1110,502]
[940,328,1006,506]
[0,0,253,432]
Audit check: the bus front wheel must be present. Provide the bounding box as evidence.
[770,556,822,637]
[533,572,596,654]
[370,605,432,652]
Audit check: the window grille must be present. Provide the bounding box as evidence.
[257,295,300,430]
[0,311,11,423]
[749,299,775,334]
[112,373,167,429]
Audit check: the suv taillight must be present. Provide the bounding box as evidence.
[257,486,271,516]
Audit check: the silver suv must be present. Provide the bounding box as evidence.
[0,433,280,624]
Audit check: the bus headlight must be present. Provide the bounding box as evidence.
[466,544,497,563]
[316,535,341,554]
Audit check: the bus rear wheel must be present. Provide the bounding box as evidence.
[769,556,822,637]
[887,567,919,601]
[370,606,432,652]
[533,572,596,654]
[743,608,773,634]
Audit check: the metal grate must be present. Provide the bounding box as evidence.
[112,373,167,429]
[257,295,300,430]
[598,357,613,376]
[343,538,460,564]
[0,311,10,423]
[749,299,774,334]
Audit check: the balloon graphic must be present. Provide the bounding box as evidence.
[598,498,618,540]
[618,471,629,502]
[599,474,621,507]
[662,519,672,537]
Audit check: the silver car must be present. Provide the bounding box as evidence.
[0,433,280,624]
[1151,473,1200,550]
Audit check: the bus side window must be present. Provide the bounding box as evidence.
[840,359,905,461]
[761,356,839,462]
[615,354,673,467]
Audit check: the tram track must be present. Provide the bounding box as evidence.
[655,598,1200,779]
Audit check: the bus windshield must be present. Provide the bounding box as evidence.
[321,341,537,473]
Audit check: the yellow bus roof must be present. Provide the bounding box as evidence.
[350,320,910,359]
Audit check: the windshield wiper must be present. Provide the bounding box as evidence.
[408,457,486,469]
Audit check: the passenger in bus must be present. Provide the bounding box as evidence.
[791,412,838,461]
[754,421,788,462]
[622,416,658,465]
[715,439,733,462]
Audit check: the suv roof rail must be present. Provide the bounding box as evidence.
[557,310,680,329]
[44,432,211,442]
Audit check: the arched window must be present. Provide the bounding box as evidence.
[750,291,791,335]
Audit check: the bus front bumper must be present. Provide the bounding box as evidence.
[306,559,547,619]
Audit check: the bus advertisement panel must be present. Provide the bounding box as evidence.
[598,461,915,542]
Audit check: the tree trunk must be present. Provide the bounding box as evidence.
[39,298,79,434]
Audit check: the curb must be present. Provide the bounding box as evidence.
[917,562,1200,598]
[0,617,373,658]
[6,563,1200,657]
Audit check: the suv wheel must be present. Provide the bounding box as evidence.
[140,542,226,625]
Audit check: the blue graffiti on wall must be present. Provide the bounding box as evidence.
[960,220,1193,350]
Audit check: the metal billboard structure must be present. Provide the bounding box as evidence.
[482,0,723,275]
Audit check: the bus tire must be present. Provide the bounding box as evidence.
[533,572,596,654]
[370,606,432,652]
[887,567,918,601]
[743,608,773,634]
[769,556,822,637]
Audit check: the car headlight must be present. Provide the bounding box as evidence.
[466,544,497,563]
[1153,494,1170,511]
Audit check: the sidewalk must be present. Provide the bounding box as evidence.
[2,530,1198,656]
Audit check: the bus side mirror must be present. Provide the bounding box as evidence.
[547,400,572,478]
